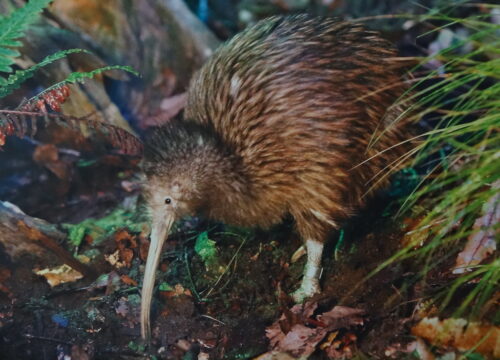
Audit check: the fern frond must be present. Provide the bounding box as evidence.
[0,0,53,73]
[23,65,139,108]
[64,65,140,84]
[0,109,143,156]
[0,49,89,98]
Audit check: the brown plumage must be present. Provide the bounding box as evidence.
[140,14,413,340]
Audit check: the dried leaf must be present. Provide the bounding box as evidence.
[198,352,209,360]
[0,267,11,282]
[0,110,143,155]
[453,182,499,274]
[33,144,59,163]
[35,264,83,287]
[71,344,93,360]
[0,267,13,297]
[323,332,357,359]
[115,297,129,317]
[105,249,124,268]
[120,274,137,286]
[266,302,364,358]
[105,271,121,295]
[119,248,134,267]
[253,351,297,360]
[114,229,137,248]
[160,284,192,298]
[318,306,365,329]
[412,317,500,358]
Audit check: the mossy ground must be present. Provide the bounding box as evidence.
[0,147,424,359]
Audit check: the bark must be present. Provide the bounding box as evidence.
[0,201,95,278]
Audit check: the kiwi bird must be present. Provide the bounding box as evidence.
[140,15,412,340]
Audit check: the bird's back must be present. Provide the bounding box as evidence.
[185,15,411,220]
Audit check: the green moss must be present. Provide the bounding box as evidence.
[194,231,218,268]
[158,282,174,291]
[63,208,145,248]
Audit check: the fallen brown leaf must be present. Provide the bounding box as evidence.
[160,284,192,298]
[0,267,12,297]
[33,144,71,179]
[412,317,499,358]
[120,274,137,286]
[104,271,121,296]
[33,143,59,163]
[453,181,499,274]
[34,264,83,287]
[265,302,365,358]
[115,297,129,317]
[119,248,134,268]
[71,344,94,360]
[115,229,137,249]
[253,351,297,360]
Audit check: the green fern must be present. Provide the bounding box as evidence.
[25,65,139,106]
[63,65,139,83]
[0,49,89,98]
[0,0,139,105]
[0,0,53,73]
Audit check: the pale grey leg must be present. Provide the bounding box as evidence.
[292,239,323,302]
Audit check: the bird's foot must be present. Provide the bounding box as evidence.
[291,277,320,303]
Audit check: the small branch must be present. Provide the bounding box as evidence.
[157,0,220,63]
[22,333,72,345]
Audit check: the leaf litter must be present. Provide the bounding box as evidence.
[264,301,365,358]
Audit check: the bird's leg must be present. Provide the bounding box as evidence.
[292,239,324,302]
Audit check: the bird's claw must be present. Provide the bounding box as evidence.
[291,277,320,303]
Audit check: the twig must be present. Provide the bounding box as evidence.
[184,249,201,301]
[23,334,72,345]
[200,314,225,325]
[205,234,248,298]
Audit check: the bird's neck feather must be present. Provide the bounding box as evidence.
[194,142,253,222]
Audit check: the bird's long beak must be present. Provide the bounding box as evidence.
[140,210,175,340]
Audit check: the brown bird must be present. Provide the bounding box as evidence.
[140,15,412,340]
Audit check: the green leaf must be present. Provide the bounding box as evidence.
[63,65,139,83]
[24,64,139,104]
[127,341,145,353]
[0,0,54,73]
[65,223,88,248]
[76,159,98,167]
[0,47,20,57]
[158,282,174,291]
[464,353,485,360]
[194,231,217,264]
[0,40,22,48]
[63,208,145,250]
[0,48,89,98]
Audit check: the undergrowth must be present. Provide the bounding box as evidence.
[379,2,499,321]
[0,0,137,104]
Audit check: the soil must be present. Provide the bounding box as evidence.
[0,137,423,359]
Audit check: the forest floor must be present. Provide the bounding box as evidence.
[0,140,433,359]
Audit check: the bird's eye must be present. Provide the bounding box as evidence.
[164,197,172,205]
